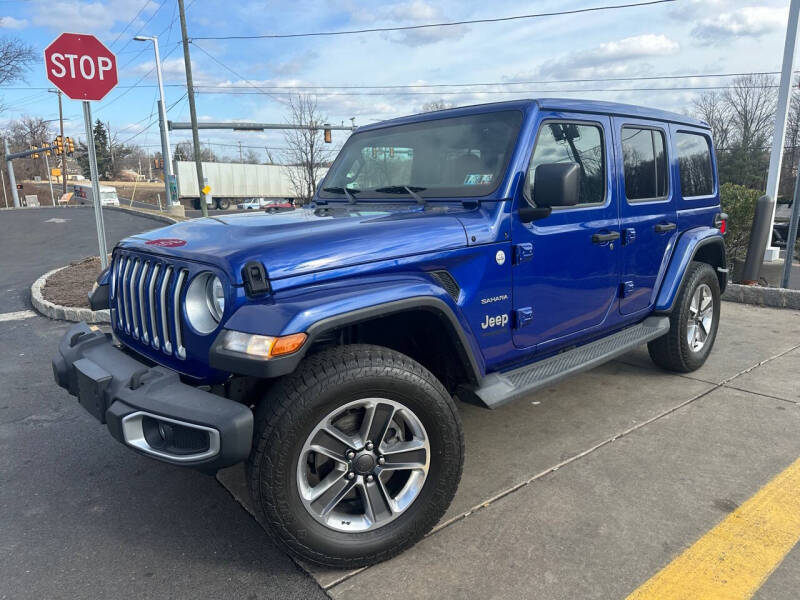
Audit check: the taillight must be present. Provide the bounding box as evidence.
[715,212,728,234]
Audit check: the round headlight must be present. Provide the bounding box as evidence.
[206,275,225,322]
[185,272,224,334]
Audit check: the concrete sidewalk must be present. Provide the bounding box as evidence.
[219,302,800,599]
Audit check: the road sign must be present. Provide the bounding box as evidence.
[44,33,118,101]
[51,168,62,177]
[201,185,211,195]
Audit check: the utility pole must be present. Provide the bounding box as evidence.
[178,0,208,217]
[49,89,67,198]
[764,0,800,262]
[238,141,243,163]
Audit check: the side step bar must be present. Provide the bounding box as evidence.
[471,316,670,409]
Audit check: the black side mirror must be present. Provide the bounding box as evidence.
[518,205,552,223]
[532,162,581,208]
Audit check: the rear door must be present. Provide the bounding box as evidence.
[613,118,677,315]
[511,112,621,351]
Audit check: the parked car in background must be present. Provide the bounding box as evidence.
[237,198,295,211]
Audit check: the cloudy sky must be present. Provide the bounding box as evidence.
[0,0,791,161]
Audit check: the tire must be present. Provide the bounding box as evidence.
[246,344,464,568]
[216,198,231,210]
[192,198,201,210]
[268,207,276,214]
[648,261,721,372]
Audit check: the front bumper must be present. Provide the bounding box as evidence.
[52,322,253,472]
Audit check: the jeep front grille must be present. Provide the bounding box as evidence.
[112,254,188,359]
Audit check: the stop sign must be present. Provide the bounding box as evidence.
[44,33,118,101]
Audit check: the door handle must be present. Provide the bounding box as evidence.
[654,222,677,232]
[592,231,620,244]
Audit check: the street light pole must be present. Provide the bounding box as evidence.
[134,34,175,210]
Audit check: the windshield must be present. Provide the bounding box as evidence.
[320,110,523,200]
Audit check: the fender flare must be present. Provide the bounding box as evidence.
[655,230,726,313]
[210,295,483,384]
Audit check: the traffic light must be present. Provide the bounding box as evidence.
[55,135,64,155]
[323,125,332,144]
[31,145,39,159]
[65,137,75,156]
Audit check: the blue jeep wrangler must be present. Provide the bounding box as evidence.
[53,99,727,567]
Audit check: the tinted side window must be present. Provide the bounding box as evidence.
[622,127,668,201]
[529,122,605,206]
[676,132,713,197]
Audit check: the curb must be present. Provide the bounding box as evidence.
[105,204,184,224]
[1,204,184,224]
[31,265,111,324]
[722,283,800,310]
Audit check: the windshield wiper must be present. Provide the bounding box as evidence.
[323,186,360,204]
[373,185,427,205]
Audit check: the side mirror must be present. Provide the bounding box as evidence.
[532,162,581,208]
[518,205,552,223]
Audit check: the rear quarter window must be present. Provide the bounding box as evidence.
[676,132,714,198]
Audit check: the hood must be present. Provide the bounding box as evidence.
[122,205,469,284]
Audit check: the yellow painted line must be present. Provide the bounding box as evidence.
[627,456,800,600]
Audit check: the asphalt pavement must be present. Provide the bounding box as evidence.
[0,207,326,600]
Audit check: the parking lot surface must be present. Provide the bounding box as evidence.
[0,208,326,600]
[217,301,800,599]
[2,207,799,599]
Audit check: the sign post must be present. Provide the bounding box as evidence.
[44,32,118,269]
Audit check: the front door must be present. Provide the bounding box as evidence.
[511,113,621,351]
[613,117,678,315]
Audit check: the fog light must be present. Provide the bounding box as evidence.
[222,330,307,359]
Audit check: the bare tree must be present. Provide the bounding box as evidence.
[722,73,777,150]
[0,37,36,112]
[2,117,55,181]
[421,99,453,112]
[283,94,333,203]
[780,84,800,199]
[693,92,732,152]
[693,74,777,190]
[173,140,216,162]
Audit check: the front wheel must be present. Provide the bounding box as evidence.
[246,345,464,568]
[648,261,721,372]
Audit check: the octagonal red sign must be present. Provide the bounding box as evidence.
[44,33,118,101]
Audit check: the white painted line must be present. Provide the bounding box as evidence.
[0,310,38,322]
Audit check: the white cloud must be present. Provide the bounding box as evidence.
[692,6,786,41]
[31,0,159,36]
[536,34,680,79]
[356,0,469,46]
[0,16,28,29]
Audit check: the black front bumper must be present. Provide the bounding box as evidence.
[52,322,253,472]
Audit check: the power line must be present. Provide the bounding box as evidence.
[117,93,188,146]
[5,70,793,94]
[168,84,783,97]
[191,42,287,105]
[192,0,676,40]
[109,0,155,49]
[115,0,170,56]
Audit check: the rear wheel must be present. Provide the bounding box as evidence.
[246,344,464,568]
[216,198,231,210]
[648,261,720,372]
